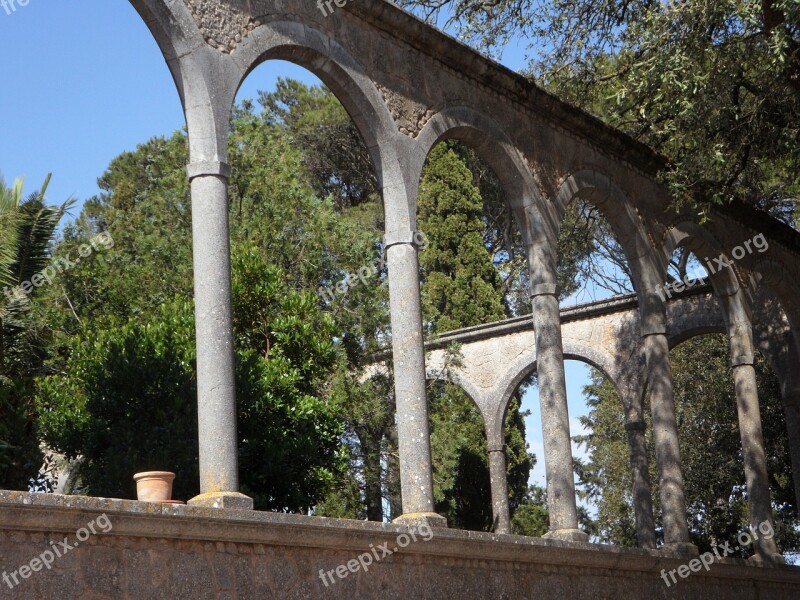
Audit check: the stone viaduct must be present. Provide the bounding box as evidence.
[2,1,799,597]
[396,284,800,548]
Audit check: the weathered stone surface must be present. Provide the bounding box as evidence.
[0,493,798,599]
[182,0,258,53]
[188,491,254,510]
[375,84,435,138]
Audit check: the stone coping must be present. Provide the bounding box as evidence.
[0,491,798,584]
[366,284,715,360]
[348,1,666,176]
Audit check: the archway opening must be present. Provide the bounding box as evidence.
[507,358,623,542]
[571,361,641,546]
[416,136,533,531]
[649,331,799,560]
[229,58,396,517]
[556,197,636,305]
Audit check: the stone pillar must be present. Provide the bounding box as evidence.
[487,441,511,534]
[531,287,588,542]
[731,355,783,562]
[186,161,252,510]
[386,231,446,528]
[624,420,656,549]
[642,332,694,553]
[783,390,800,515]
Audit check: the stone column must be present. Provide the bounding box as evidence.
[386,231,446,528]
[731,353,783,562]
[531,287,588,542]
[642,332,694,553]
[624,420,656,549]
[783,390,800,515]
[186,161,252,510]
[487,440,511,534]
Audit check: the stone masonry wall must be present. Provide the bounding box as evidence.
[0,492,798,599]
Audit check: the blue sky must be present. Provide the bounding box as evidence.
[1,1,600,501]
[0,1,531,206]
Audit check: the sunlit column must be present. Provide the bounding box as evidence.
[187,161,252,510]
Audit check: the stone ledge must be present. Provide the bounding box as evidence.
[0,490,797,585]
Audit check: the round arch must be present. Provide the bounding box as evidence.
[553,170,664,324]
[131,0,206,81]
[233,21,400,191]
[414,105,541,247]
[425,366,487,426]
[660,221,751,342]
[668,324,727,349]
[492,340,624,436]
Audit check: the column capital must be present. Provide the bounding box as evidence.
[384,230,427,250]
[187,160,231,181]
[529,282,558,298]
[731,353,755,367]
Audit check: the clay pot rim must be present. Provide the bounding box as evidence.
[133,471,176,482]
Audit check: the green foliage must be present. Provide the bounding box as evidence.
[233,80,395,519]
[511,485,550,537]
[326,361,396,520]
[232,248,346,510]
[36,299,200,500]
[255,78,379,210]
[418,143,507,333]
[0,175,71,490]
[577,335,799,556]
[575,370,640,546]
[37,251,346,510]
[53,133,193,326]
[429,380,492,529]
[670,335,798,555]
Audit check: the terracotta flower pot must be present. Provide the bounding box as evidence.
[134,471,176,502]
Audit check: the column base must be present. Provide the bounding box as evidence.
[663,542,699,556]
[393,512,448,528]
[543,528,589,543]
[748,552,786,565]
[188,491,254,510]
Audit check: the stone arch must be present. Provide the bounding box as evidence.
[554,169,661,305]
[660,222,750,342]
[750,258,800,356]
[667,323,727,349]
[491,339,624,439]
[425,366,487,423]
[414,105,540,246]
[130,0,207,85]
[227,20,411,231]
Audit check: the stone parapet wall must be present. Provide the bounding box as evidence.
[0,491,797,599]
